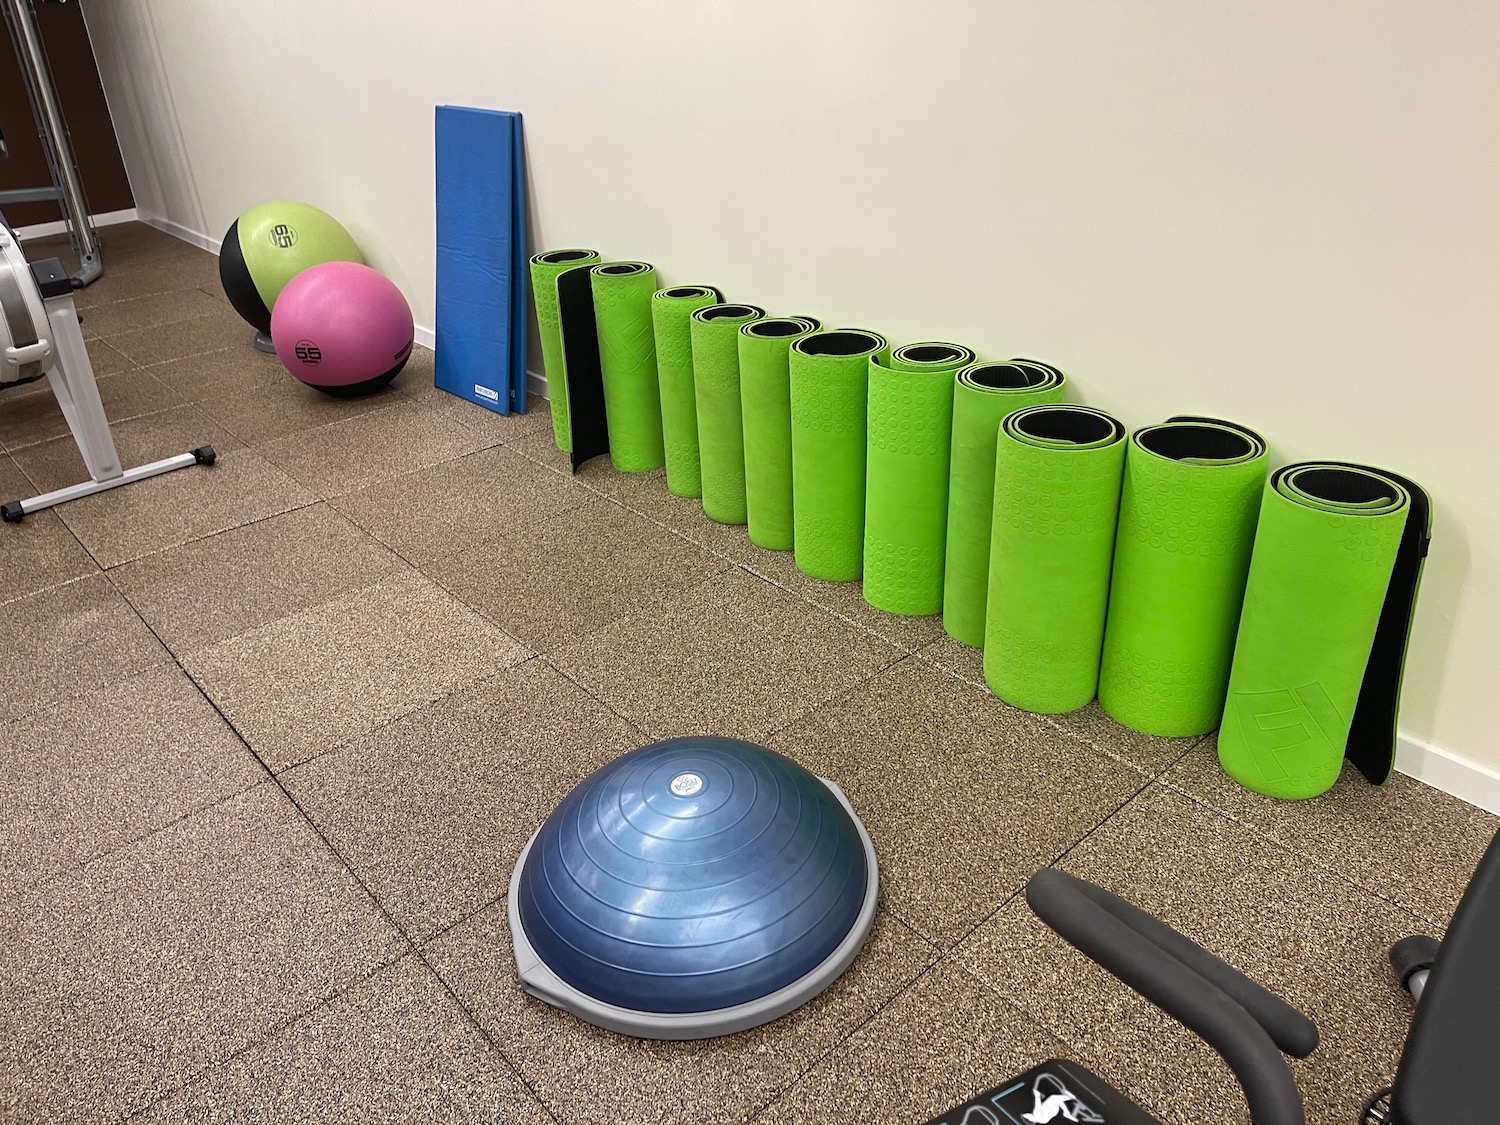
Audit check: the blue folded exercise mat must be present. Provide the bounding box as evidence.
[434,105,528,414]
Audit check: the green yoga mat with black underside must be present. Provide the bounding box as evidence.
[984,403,1127,713]
[531,250,600,453]
[1218,462,1431,799]
[650,285,723,497]
[590,262,665,472]
[863,342,976,615]
[691,303,767,523]
[740,316,821,550]
[529,248,601,451]
[942,360,1068,646]
[789,329,890,581]
[1096,419,1269,737]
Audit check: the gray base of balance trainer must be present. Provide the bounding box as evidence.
[507,776,879,1041]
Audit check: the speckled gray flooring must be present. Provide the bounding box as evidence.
[2,225,1495,1125]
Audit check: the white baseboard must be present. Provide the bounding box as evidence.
[410,322,546,400]
[138,211,220,255]
[1397,734,1500,815]
[15,207,139,241]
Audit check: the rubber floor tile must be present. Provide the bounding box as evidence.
[283,660,645,941]
[548,567,901,741]
[1167,735,1499,927]
[109,503,408,655]
[745,544,949,652]
[0,368,184,454]
[135,956,550,1125]
[0,572,169,721]
[77,286,224,339]
[424,496,731,652]
[331,444,587,564]
[1,783,404,1124]
[53,446,316,569]
[184,572,531,770]
[8,402,242,495]
[103,309,254,366]
[754,961,1072,1125]
[955,784,1427,1125]
[918,632,1203,775]
[0,455,98,602]
[771,657,1146,948]
[144,344,285,404]
[424,902,938,1125]
[0,664,262,892]
[254,400,499,500]
[193,372,410,446]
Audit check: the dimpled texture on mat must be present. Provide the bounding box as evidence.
[1098,421,1269,737]
[691,305,766,523]
[1218,464,1411,799]
[530,249,602,452]
[942,361,1068,647]
[740,317,821,551]
[862,342,975,616]
[984,404,1127,714]
[514,737,870,1014]
[650,286,722,497]
[590,263,666,472]
[789,330,891,582]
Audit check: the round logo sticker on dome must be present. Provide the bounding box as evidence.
[670,772,704,797]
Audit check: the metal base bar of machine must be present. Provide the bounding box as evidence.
[2,447,214,522]
[2,221,212,521]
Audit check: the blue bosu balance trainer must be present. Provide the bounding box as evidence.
[508,736,879,1039]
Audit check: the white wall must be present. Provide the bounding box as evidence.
[82,0,1500,785]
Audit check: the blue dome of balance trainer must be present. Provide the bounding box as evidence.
[508,736,878,1039]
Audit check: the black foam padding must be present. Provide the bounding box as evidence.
[971,362,1044,390]
[1337,464,1432,785]
[1015,406,1122,446]
[923,1061,1164,1125]
[1138,424,1254,462]
[556,264,609,472]
[696,303,760,320]
[538,249,596,265]
[1391,830,1500,1125]
[795,330,882,357]
[1167,414,1267,448]
[900,343,963,363]
[217,220,272,334]
[745,319,806,338]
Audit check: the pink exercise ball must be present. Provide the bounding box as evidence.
[271,261,414,396]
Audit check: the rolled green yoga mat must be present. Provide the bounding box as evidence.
[1096,419,1269,737]
[691,303,767,523]
[740,316,821,550]
[650,285,723,497]
[529,248,602,452]
[942,361,1068,646]
[1219,462,1431,799]
[863,342,977,615]
[790,329,891,581]
[984,403,1127,713]
[590,262,665,472]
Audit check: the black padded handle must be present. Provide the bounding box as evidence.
[1027,869,1316,1125]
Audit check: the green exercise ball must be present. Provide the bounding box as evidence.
[218,200,363,335]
